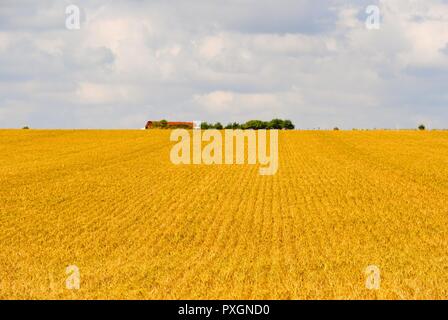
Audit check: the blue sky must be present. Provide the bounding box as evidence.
[0,0,447,129]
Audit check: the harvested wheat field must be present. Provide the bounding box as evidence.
[0,129,447,299]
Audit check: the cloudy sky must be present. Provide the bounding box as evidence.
[0,0,447,129]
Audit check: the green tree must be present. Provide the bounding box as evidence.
[214,122,223,130]
[225,122,241,129]
[283,120,295,130]
[233,122,242,129]
[268,119,285,129]
[243,120,267,130]
[160,119,168,128]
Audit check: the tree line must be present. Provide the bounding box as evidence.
[201,119,295,130]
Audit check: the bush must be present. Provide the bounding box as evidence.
[334,127,340,131]
[267,119,284,130]
[225,122,242,129]
[201,122,211,130]
[160,120,168,128]
[202,119,295,130]
[283,120,295,130]
[22,126,30,130]
[243,120,268,130]
[418,124,426,131]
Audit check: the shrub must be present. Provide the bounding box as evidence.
[201,122,211,130]
[160,120,168,128]
[243,120,268,130]
[267,119,284,130]
[283,120,295,130]
[418,124,426,131]
[202,119,295,130]
[225,122,241,129]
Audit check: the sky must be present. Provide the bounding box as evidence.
[0,0,447,129]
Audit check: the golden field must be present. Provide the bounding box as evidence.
[0,129,447,299]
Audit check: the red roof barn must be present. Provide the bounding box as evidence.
[145,121,194,129]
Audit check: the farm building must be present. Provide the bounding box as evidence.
[145,121,200,129]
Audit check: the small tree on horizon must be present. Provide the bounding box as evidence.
[201,119,295,130]
[160,119,168,128]
[418,124,426,131]
[283,120,295,130]
[243,120,268,130]
[226,122,242,129]
[267,119,284,130]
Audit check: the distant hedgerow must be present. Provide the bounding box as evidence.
[202,119,295,130]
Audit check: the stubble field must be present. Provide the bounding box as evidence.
[0,129,447,299]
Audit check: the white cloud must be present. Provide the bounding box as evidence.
[76,82,146,105]
[199,36,225,59]
[194,91,279,115]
